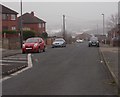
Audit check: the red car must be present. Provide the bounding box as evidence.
[22,37,46,53]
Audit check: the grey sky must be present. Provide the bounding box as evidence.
[2,2,118,34]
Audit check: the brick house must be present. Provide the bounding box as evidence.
[18,12,46,36]
[76,33,92,41]
[2,4,18,31]
[107,25,119,46]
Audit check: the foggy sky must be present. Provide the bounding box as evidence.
[2,2,118,34]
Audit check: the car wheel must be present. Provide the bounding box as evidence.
[38,47,41,53]
[22,51,25,54]
[43,47,45,52]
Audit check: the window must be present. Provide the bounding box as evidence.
[23,27,31,31]
[11,14,16,20]
[43,23,45,28]
[39,23,42,28]
[2,14,8,20]
[11,26,16,30]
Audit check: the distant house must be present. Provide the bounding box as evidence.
[18,11,46,36]
[2,4,18,31]
[76,33,92,41]
[94,34,107,43]
[107,25,119,46]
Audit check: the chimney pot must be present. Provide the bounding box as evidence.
[31,11,34,16]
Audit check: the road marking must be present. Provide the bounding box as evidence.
[0,63,10,66]
[0,54,33,82]
[0,60,27,63]
[3,57,27,60]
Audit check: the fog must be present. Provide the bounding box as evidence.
[2,2,118,35]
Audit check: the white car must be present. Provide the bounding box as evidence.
[52,38,66,48]
[76,39,84,43]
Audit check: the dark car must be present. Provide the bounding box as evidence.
[22,37,46,53]
[88,36,99,47]
[52,38,66,48]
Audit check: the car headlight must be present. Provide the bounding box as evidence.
[23,44,25,48]
[34,43,38,47]
[89,41,92,43]
[97,41,99,43]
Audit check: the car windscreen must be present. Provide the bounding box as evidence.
[90,37,98,41]
[55,39,64,42]
[26,38,39,43]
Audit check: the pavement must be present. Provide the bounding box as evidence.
[1,48,28,77]
[2,42,118,95]
[2,49,22,58]
[99,43,119,87]
[1,45,51,77]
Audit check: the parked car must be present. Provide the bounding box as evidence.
[52,38,66,48]
[22,37,46,53]
[76,39,84,43]
[88,36,99,47]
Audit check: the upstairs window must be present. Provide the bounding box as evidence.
[11,14,16,20]
[43,23,45,28]
[2,14,8,20]
[39,23,42,28]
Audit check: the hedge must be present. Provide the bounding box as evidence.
[23,31,35,40]
[40,32,48,39]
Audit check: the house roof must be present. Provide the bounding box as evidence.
[18,12,46,24]
[1,4,18,14]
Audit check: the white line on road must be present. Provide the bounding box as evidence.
[3,57,27,60]
[0,54,33,82]
[0,60,27,63]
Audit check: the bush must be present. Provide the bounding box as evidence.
[40,32,48,39]
[23,31,35,40]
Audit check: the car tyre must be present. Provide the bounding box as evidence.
[22,51,25,54]
[38,47,41,53]
[43,47,45,52]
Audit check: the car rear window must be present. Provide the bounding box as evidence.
[26,38,39,43]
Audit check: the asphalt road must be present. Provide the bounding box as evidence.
[2,42,118,95]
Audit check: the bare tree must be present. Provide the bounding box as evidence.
[106,13,118,31]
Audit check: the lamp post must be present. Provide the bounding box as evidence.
[20,0,23,48]
[101,13,105,35]
[63,15,65,40]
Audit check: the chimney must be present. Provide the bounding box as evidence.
[31,11,34,16]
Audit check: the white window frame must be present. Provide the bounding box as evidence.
[43,23,45,28]
[11,14,16,20]
[39,23,42,28]
[11,26,16,30]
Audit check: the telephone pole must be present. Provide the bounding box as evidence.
[20,0,23,48]
[102,13,105,35]
[63,15,65,40]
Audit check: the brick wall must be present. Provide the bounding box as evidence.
[2,33,21,49]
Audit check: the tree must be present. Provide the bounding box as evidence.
[23,31,35,40]
[106,13,118,31]
[40,32,48,39]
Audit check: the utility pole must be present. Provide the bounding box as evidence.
[63,15,65,40]
[20,0,23,48]
[102,13,105,35]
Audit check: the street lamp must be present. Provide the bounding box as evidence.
[20,0,23,48]
[101,13,105,35]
